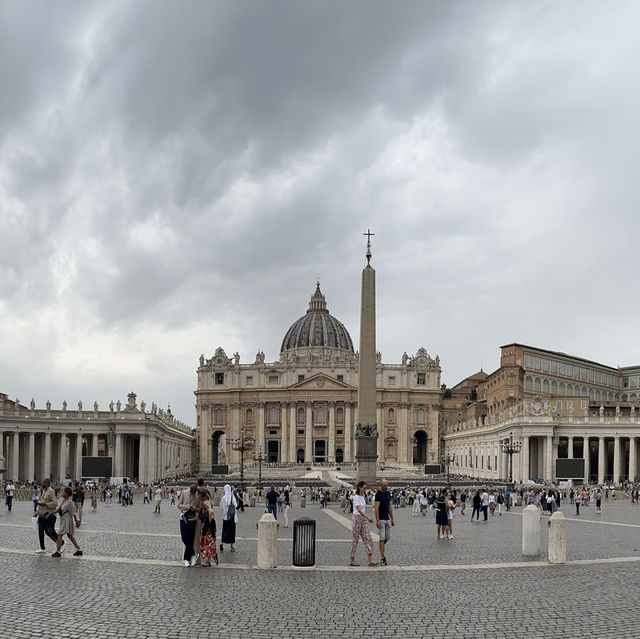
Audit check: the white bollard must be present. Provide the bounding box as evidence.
[257,513,278,569]
[522,504,541,556]
[548,511,566,564]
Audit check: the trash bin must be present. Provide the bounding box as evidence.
[292,517,316,567]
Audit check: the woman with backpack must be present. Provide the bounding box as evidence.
[220,484,238,552]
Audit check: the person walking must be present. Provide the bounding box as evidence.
[5,481,15,512]
[177,484,199,567]
[374,479,394,566]
[435,488,448,539]
[595,488,603,515]
[265,486,279,520]
[52,486,83,557]
[220,484,238,553]
[471,490,481,522]
[34,478,61,554]
[349,481,377,567]
[197,489,218,566]
[154,486,162,513]
[283,489,291,528]
[481,488,489,522]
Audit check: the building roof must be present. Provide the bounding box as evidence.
[500,342,622,372]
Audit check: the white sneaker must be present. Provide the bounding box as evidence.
[449,535,454,539]
[190,554,198,567]
[183,560,190,567]
[35,549,46,554]
[439,534,444,539]
[59,543,66,554]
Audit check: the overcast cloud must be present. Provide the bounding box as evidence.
[2,1,640,422]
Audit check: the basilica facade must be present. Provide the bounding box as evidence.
[195,284,442,473]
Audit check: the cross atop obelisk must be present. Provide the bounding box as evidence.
[355,229,378,485]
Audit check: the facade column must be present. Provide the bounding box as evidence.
[148,433,157,482]
[115,433,123,476]
[58,434,67,481]
[231,404,240,465]
[92,434,99,457]
[257,403,265,456]
[75,434,83,479]
[545,435,553,481]
[280,402,288,464]
[305,403,313,464]
[597,437,605,485]
[12,432,20,482]
[583,438,591,484]
[344,403,352,462]
[613,436,621,484]
[399,404,408,464]
[376,405,383,460]
[521,436,530,483]
[328,402,336,463]
[139,434,147,483]
[629,437,637,483]
[289,404,297,463]
[567,436,574,458]
[43,433,52,480]
[27,432,35,482]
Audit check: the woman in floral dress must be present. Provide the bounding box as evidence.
[198,489,218,566]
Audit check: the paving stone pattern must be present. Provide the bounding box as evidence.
[2,497,640,638]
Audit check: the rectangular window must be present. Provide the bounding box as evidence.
[567,401,573,410]
[417,374,426,385]
[388,376,396,385]
[336,429,343,435]
[556,401,562,410]
[542,359,550,372]
[337,375,344,382]
[269,429,277,435]
[268,375,279,384]
[525,354,533,367]
[215,373,224,385]
[246,376,253,385]
[297,429,304,436]
[581,400,586,410]
[551,361,558,374]
[298,375,305,382]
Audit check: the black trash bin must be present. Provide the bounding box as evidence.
[292,517,316,566]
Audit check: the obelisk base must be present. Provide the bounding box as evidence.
[356,437,378,487]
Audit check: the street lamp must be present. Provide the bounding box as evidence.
[230,429,254,491]
[441,453,456,486]
[500,432,522,488]
[253,445,266,494]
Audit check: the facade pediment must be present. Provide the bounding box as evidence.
[289,373,353,391]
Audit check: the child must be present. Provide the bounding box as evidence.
[52,486,83,558]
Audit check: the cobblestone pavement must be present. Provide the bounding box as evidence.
[2,497,640,638]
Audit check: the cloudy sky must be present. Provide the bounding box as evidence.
[2,1,639,422]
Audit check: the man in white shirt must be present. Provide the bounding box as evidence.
[481,489,489,522]
[5,481,15,512]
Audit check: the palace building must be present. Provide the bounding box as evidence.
[195,283,442,473]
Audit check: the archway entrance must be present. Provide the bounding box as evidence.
[211,430,225,465]
[297,449,305,463]
[413,430,427,465]
[335,448,344,464]
[314,440,326,463]
[267,441,279,463]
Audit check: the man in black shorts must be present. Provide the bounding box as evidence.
[374,479,394,566]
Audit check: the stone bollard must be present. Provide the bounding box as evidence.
[522,504,541,556]
[249,496,256,507]
[300,497,306,508]
[400,496,406,508]
[257,513,278,569]
[548,511,566,564]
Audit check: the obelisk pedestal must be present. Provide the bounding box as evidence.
[355,232,378,486]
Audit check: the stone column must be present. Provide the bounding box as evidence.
[12,432,20,482]
[629,437,637,483]
[613,436,621,484]
[344,403,352,462]
[91,434,99,457]
[305,403,313,464]
[399,403,408,464]
[521,436,530,483]
[139,434,147,483]
[328,402,336,463]
[258,403,265,455]
[43,433,52,480]
[376,405,383,460]
[58,434,67,481]
[148,434,157,482]
[597,437,605,485]
[231,403,240,465]
[584,438,591,484]
[115,433,123,476]
[545,435,553,481]
[75,434,83,480]
[280,403,287,464]
[27,432,35,482]
[567,436,574,459]
[289,404,297,463]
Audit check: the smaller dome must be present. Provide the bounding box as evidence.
[281,283,354,353]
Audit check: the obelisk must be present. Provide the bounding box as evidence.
[355,229,379,486]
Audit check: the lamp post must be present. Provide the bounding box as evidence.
[442,453,455,486]
[500,432,522,489]
[253,446,266,494]
[230,429,254,491]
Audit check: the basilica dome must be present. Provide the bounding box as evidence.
[280,283,354,353]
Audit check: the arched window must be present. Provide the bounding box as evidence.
[631,393,637,400]
[315,406,325,423]
[215,408,223,424]
[526,376,533,391]
[417,408,425,425]
[388,408,395,424]
[581,386,587,396]
[245,408,253,425]
[543,379,550,394]
[534,378,541,392]
[615,394,620,401]
[559,382,565,395]
[622,394,628,402]
[551,381,557,394]
[336,407,344,424]
[297,407,305,424]
[609,392,614,401]
[589,388,594,401]
[595,389,601,401]
[268,406,278,423]
[567,384,573,396]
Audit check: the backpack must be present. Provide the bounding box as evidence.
[227,498,236,519]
